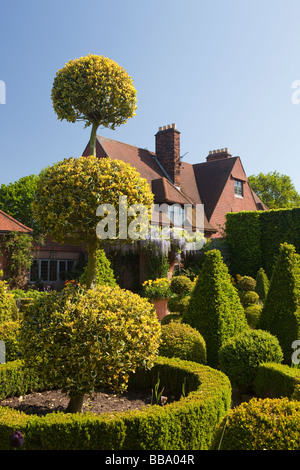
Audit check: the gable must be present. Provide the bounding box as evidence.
[0,210,32,233]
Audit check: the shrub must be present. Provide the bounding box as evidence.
[0,321,20,362]
[169,276,193,296]
[213,397,300,450]
[0,280,18,324]
[160,314,183,326]
[255,267,269,301]
[244,304,262,328]
[79,249,116,287]
[253,362,300,399]
[218,329,283,392]
[167,296,190,315]
[183,250,248,367]
[238,290,259,307]
[159,322,206,364]
[237,276,256,291]
[20,283,161,413]
[0,356,231,450]
[258,243,300,363]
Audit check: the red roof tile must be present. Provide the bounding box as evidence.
[0,210,32,233]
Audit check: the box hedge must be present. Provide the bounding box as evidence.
[0,356,231,450]
[253,362,300,399]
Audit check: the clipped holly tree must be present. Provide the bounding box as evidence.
[20,283,161,413]
[32,155,154,289]
[51,54,137,156]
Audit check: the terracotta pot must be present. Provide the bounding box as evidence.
[151,298,170,321]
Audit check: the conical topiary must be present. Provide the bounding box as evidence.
[255,267,269,302]
[80,248,116,288]
[183,249,248,367]
[258,243,300,363]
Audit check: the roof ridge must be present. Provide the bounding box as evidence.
[0,209,32,232]
[97,135,155,155]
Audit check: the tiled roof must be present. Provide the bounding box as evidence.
[0,210,32,233]
[83,136,216,233]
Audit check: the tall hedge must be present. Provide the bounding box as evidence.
[225,207,300,277]
[183,249,248,367]
[258,243,300,363]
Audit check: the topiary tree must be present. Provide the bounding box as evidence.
[32,155,153,289]
[51,54,137,156]
[159,322,206,364]
[167,275,194,317]
[79,248,116,288]
[255,267,269,302]
[183,250,248,367]
[20,283,161,413]
[258,243,300,363]
[218,329,283,393]
[237,275,259,310]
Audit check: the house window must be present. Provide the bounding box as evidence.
[167,204,185,227]
[30,259,75,283]
[234,180,243,197]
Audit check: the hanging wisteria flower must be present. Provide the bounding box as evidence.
[9,431,24,449]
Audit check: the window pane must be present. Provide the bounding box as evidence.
[49,260,57,281]
[235,180,243,196]
[30,259,38,282]
[40,261,48,281]
[67,261,74,272]
[59,261,66,280]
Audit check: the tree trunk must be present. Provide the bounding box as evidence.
[86,237,98,289]
[89,123,98,156]
[65,394,84,413]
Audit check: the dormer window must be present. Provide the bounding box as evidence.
[234,179,243,197]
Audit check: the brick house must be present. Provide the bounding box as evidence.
[83,123,268,238]
[28,123,268,288]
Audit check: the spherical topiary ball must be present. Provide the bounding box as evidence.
[237,276,256,291]
[170,276,194,296]
[218,329,283,393]
[159,321,206,364]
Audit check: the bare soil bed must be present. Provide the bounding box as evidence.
[0,388,152,416]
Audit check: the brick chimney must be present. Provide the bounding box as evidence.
[155,124,181,188]
[206,148,231,162]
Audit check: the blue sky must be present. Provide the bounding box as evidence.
[1,0,300,192]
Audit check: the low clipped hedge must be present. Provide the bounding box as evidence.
[213,397,300,450]
[0,356,231,450]
[253,362,300,399]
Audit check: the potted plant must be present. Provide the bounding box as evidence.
[142,278,172,321]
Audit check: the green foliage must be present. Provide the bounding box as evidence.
[244,304,262,329]
[20,284,161,405]
[225,207,300,278]
[159,322,206,364]
[0,321,20,361]
[32,155,153,288]
[214,397,300,450]
[225,211,262,277]
[0,232,34,289]
[248,171,300,209]
[183,249,248,367]
[0,356,231,450]
[255,267,269,301]
[253,362,300,399]
[237,275,256,291]
[238,290,259,307]
[51,54,137,131]
[160,314,183,325]
[167,296,190,315]
[169,276,193,296]
[79,249,116,287]
[0,280,18,324]
[0,175,40,232]
[258,243,300,363]
[218,329,283,393]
